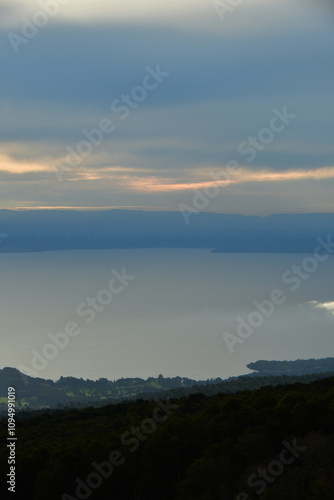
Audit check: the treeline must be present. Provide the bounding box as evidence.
[1,366,334,412]
[0,367,220,410]
[134,371,334,403]
[0,377,334,499]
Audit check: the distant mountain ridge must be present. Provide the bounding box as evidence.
[0,209,333,252]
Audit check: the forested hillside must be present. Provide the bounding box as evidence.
[1,377,333,499]
[1,359,334,411]
[1,363,334,411]
[0,368,218,410]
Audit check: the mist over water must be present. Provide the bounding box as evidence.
[0,249,333,381]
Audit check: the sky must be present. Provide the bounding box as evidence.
[0,0,333,214]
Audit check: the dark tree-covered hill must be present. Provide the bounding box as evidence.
[1,359,334,410]
[1,377,334,499]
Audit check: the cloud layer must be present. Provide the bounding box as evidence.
[1,0,333,212]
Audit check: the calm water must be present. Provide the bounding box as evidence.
[0,249,333,381]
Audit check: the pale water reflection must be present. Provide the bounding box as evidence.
[0,249,333,381]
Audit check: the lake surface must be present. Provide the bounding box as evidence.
[0,249,333,382]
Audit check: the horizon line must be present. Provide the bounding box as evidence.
[1,207,334,216]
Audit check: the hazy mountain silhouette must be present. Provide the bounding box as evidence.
[0,210,333,253]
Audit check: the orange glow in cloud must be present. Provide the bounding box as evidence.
[0,154,52,174]
[127,166,334,192]
[126,177,235,192]
[2,149,334,197]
